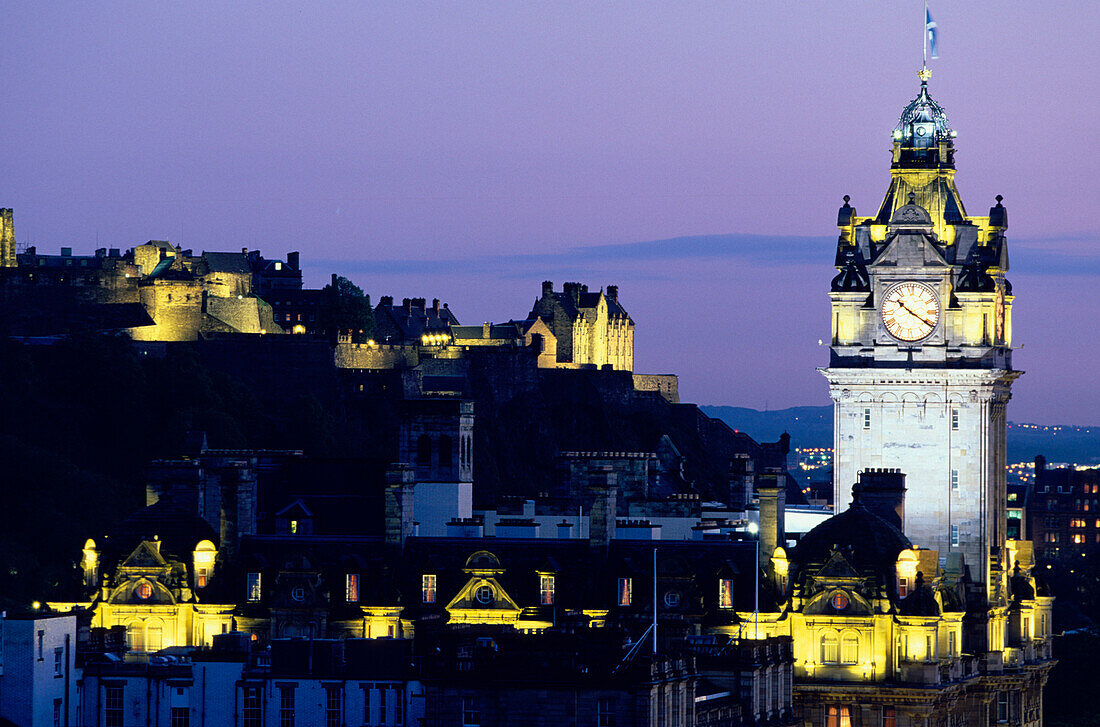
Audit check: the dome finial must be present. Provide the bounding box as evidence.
[918,68,932,84]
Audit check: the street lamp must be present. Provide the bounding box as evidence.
[747,521,759,639]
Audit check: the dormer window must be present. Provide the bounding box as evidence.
[718,579,733,609]
[617,578,632,607]
[422,574,437,604]
[539,575,555,605]
[247,572,262,602]
[346,573,359,603]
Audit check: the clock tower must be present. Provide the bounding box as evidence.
[822,71,1016,595]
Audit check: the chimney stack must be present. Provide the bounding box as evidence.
[542,280,554,298]
[756,468,786,568]
[287,251,300,270]
[588,470,618,553]
[852,468,906,531]
[384,465,416,549]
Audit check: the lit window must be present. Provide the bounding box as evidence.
[951,409,959,430]
[147,624,163,652]
[1073,533,1086,544]
[951,469,959,491]
[841,633,859,664]
[898,577,909,598]
[126,622,145,651]
[951,525,959,546]
[882,706,896,727]
[422,574,437,604]
[247,572,262,602]
[948,630,957,657]
[718,578,733,609]
[863,409,871,430]
[289,519,298,534]
[826,705,851,727]
[821,632,839,663]
[539,575,555,605]
[196,568,209,589]
[346,573,359,603]
[617,578,632,607]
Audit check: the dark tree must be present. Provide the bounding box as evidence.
[321,275,375,343]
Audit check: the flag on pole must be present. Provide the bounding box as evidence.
[926,7,939,60]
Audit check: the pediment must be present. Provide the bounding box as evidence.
[445,576,521,615]
[871,231,948,269]
[119,541,170,571]
[813,550,863,583]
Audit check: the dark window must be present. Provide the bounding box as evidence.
[462,697,480,726]
[598,698,616,727]
[439,435,453,471]
[325,685,342,727]
[416,435,432,467]
[171,706,189,727]
[242,686,262,727]
[104,685,124,727]
[279,686,295,727]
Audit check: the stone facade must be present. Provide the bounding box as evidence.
[804,73,1054,727]
[529,281,634,371]
[822,74,1016,596]
[0,208,15,268]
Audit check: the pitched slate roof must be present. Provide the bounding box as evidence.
[201,252,252,275]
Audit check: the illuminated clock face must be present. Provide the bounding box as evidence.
[881,282,939,342]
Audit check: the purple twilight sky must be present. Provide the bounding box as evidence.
[1,2,1098,422]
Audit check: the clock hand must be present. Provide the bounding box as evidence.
[897,300,935,328]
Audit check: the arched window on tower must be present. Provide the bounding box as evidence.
[416,435,432,468]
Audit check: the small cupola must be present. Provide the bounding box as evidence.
[892,70,956,169]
